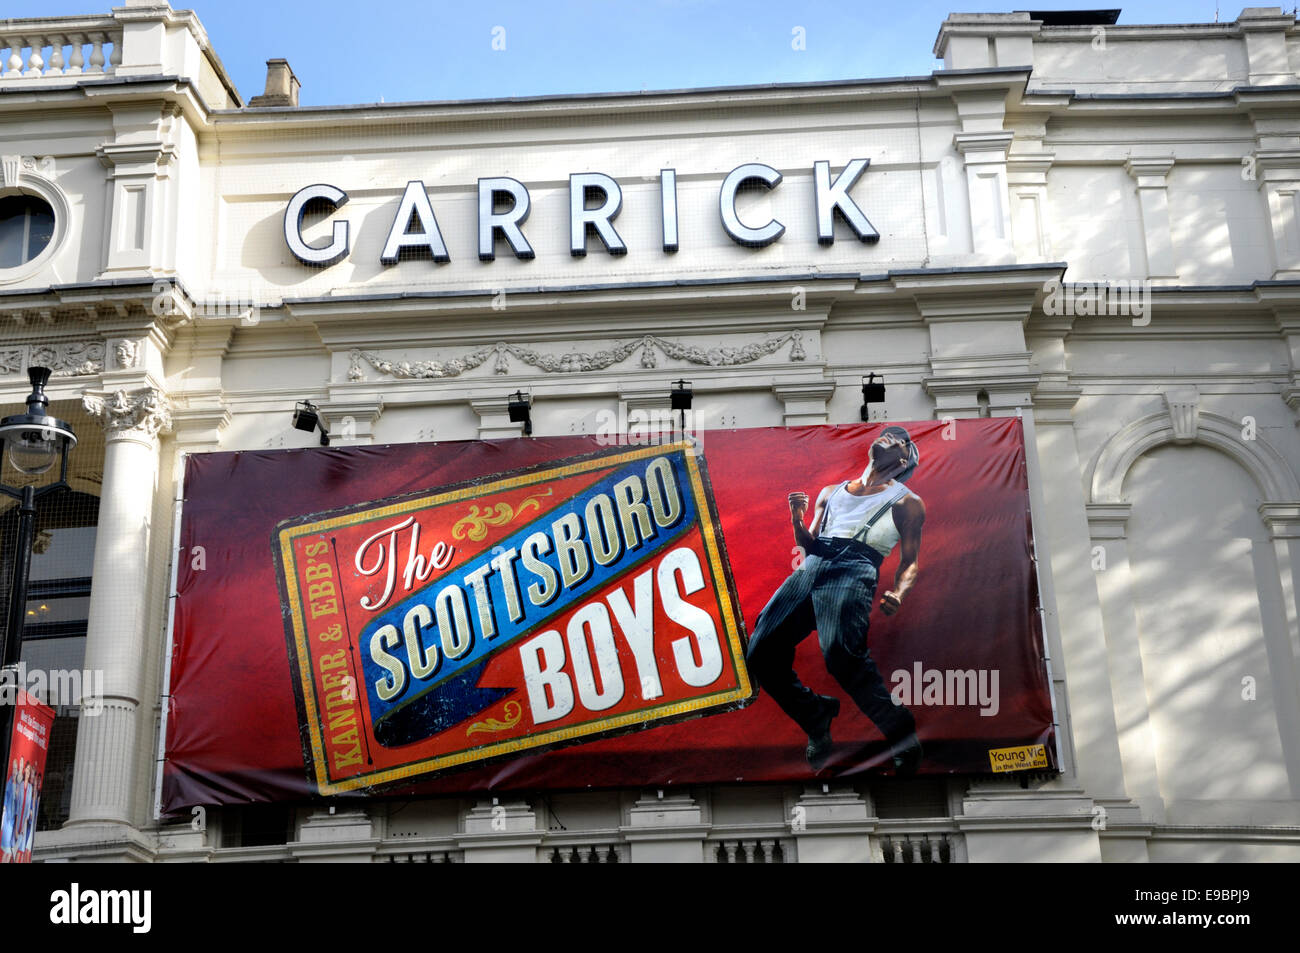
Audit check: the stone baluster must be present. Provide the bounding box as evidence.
[88,33,106,73]
[23,37,44,77]
[5,41,23,78]
[67,35,85,75]
[47,36,66,76]
[108,36,121,73]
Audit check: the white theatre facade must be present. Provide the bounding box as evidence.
[0,1,1299,861]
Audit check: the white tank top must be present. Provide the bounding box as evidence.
[819,482,912,558]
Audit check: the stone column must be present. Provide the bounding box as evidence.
[66,386,171,829]
[1125,157,1177,279]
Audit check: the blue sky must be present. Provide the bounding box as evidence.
[15,1,1243,105]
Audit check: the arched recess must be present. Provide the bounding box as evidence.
[1089,410,1300,506]
[1085,408,1300,809]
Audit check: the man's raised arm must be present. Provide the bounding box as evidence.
[789,485,834,554]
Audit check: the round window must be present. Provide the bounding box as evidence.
[0,194,56,269]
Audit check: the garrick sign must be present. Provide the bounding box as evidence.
[282,160,879,266]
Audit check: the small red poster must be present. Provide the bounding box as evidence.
[2,690,55,863]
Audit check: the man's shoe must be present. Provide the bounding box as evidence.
[890,733,924,775]
[805,696,841,772]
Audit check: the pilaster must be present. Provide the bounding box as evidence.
[320,396,384,446]
[904,269,1049,419]
[772,379,835,426]
[1259,501,1300,776]
[1237,7,1298,87]
[790,784,874,863]
[959,782,1103,862]
[1022,342,1132,803]
[470,396,526,440]
[1085,502,1165,823]
[95,104,181,279]
[621,791,709,863]
[1125,157,1177,279]
[1256,152,1300,279]
[291,807,380,862]
[459,798,544,863]
[953,128,1016,262]
[1007,146,1054,262]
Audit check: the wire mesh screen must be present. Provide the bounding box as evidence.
[0,394,105,831]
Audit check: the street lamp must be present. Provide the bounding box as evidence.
[0,366,77,680]
[0,367,75,802]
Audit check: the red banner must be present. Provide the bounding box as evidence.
[2,690,55,863]
[163,419,1054,810]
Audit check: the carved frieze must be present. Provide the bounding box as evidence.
[361,331,807,380]
[0,342,105,377]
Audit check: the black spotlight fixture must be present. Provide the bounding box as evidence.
[0,366,76,775]
[860,373,886,422]
[670,379,693,432]
[507,390,533,436]
[292,399,330,446]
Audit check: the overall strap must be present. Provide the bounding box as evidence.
[851,482,909,543]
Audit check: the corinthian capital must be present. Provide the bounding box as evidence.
[83,387,173,441]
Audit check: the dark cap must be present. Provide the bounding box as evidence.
[879,425,920,484]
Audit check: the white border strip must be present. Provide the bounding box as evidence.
[1018,407,1067,774]
[152,451,188,821]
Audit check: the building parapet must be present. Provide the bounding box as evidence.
[0,1,240,107]
[935,6,1299,93]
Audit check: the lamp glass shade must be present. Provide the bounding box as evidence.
[7,427,59,475]
[0,413,75,477]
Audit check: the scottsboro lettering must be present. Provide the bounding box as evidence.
[283,160,879,267]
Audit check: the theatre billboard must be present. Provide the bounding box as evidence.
[162,418,1055,811]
